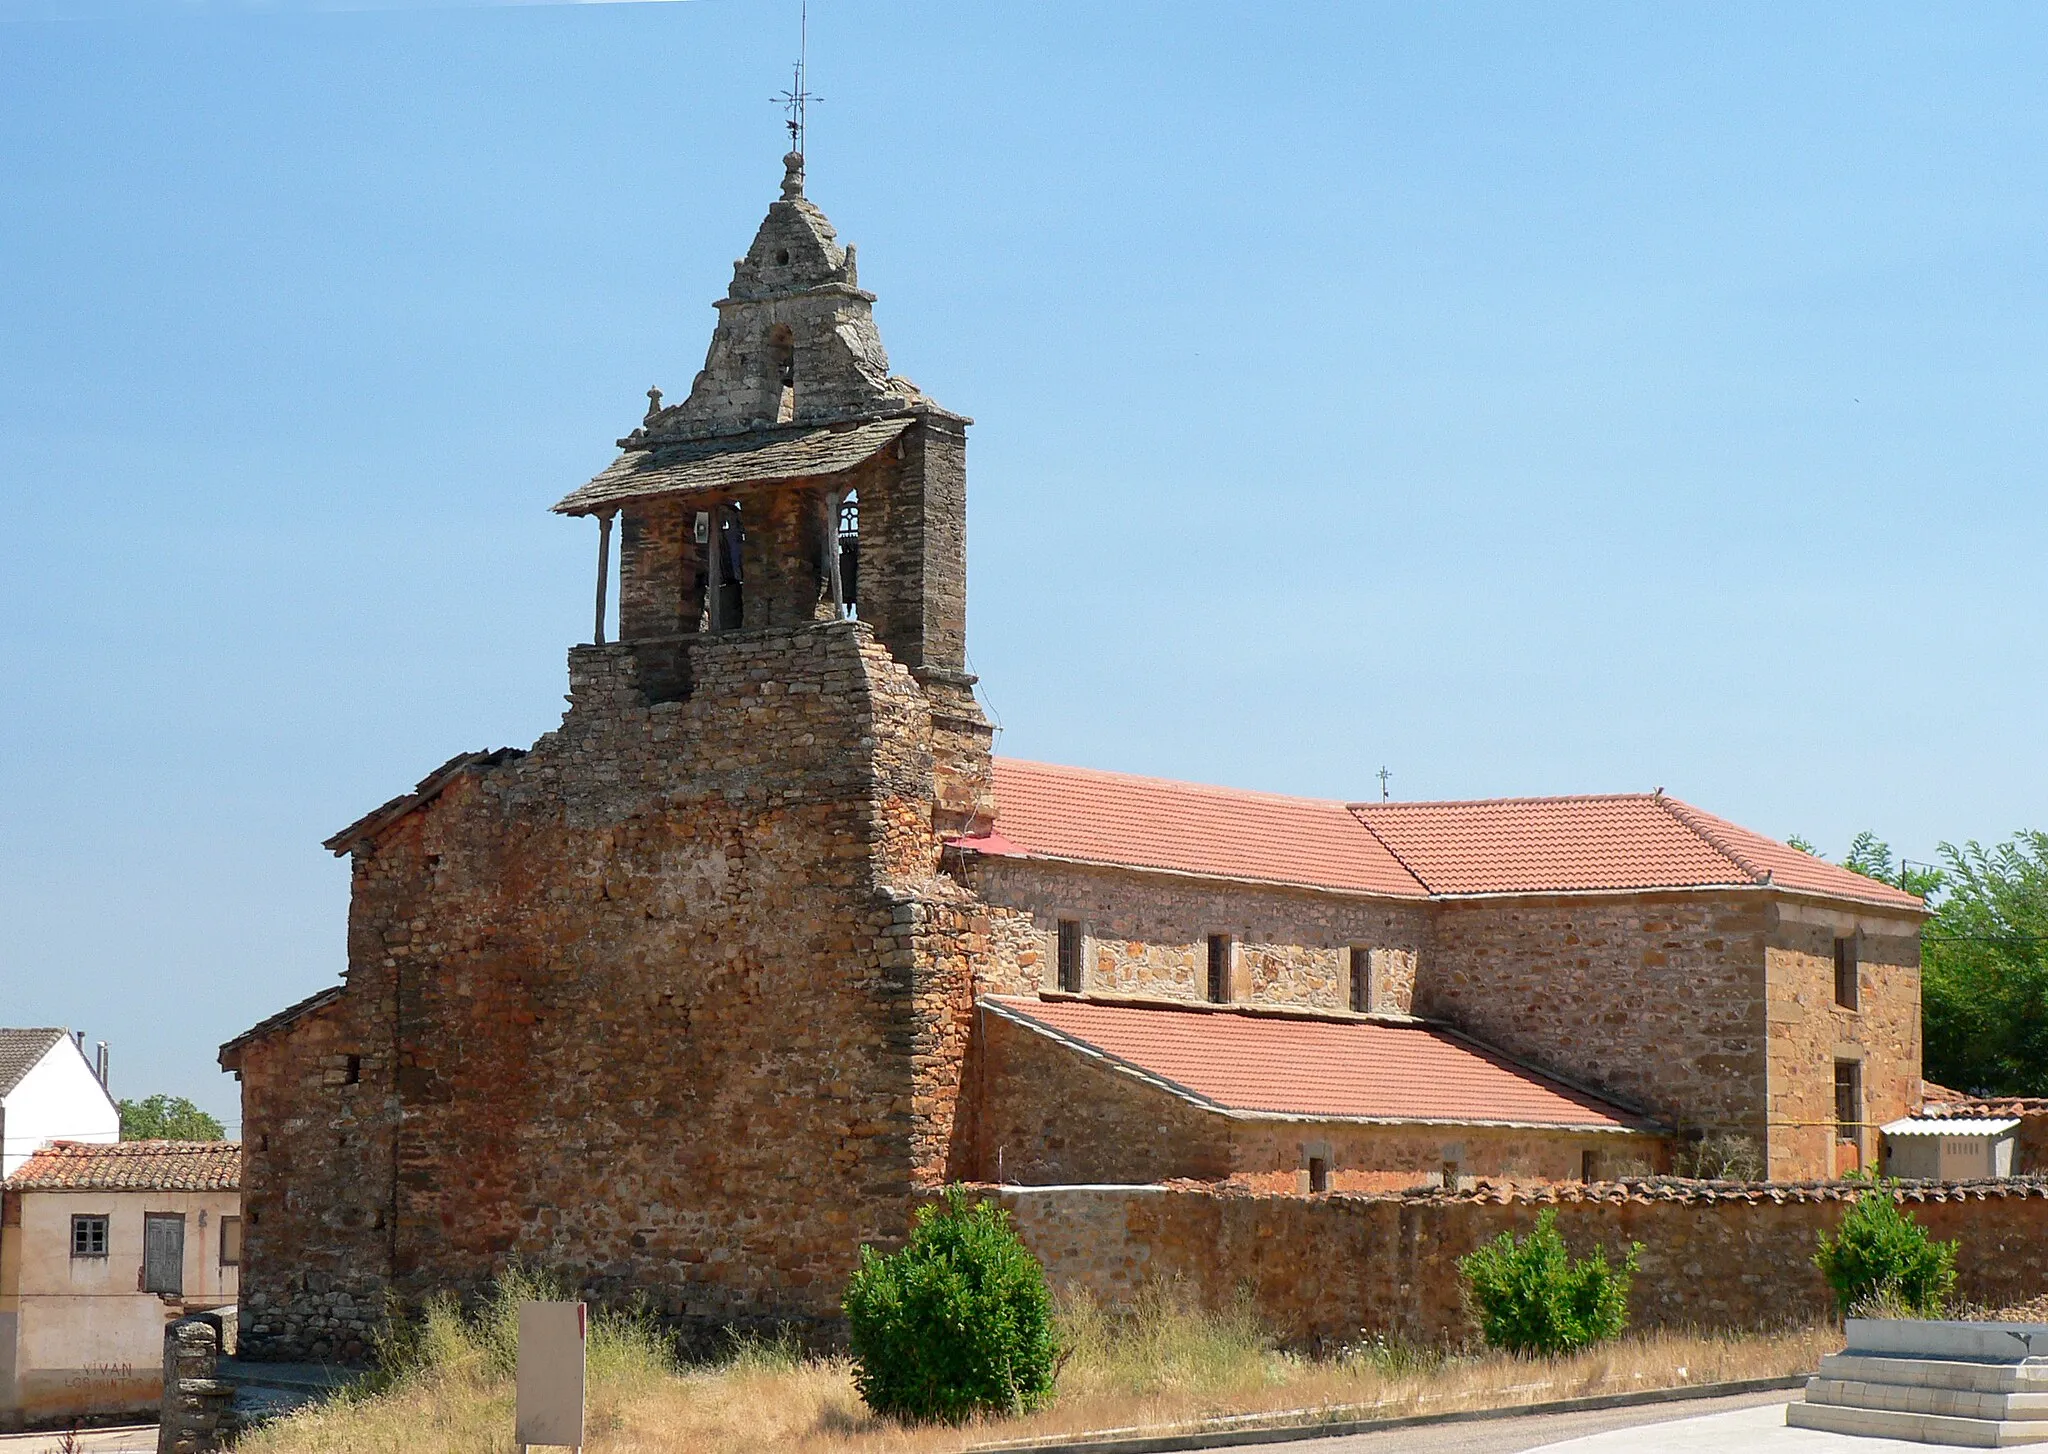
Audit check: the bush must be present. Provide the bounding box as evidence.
[1814,1180,1958,1317]
[843,1186,1058,1423]
[1459,1210,1639,1356]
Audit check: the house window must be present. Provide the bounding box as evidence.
[1835,1060,1862,1145]
[1349,946,1372,1012]
[71,1214,109,1258]
[1057,920,1084,993]
[343,1055,362,1085]
[1307,1156,1329,1194]
[1581,1149,1599,1183]
[220,1216,242,1268]
[1834,936,1859,1010]
[1206,934,1232,1003]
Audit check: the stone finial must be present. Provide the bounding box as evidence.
[781,150,805,200]
[842,243,858,286]
[645,386,663,423]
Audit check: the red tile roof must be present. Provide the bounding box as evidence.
[955,759,1921,911]
[4,1140,240,1192]
[986,996,1650,1131]
[966,760,1427,897]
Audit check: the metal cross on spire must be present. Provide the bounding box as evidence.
[774,0,820,157]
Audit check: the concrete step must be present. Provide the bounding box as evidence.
[1808,1375,2048,1422]
[1848,1318,2048,1365]
[1822,1352,2048,1396]
[1788,1399,2048,1446]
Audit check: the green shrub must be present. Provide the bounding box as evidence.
[843,1186,1058,1423]
[1814,1181,1958,1317]
[1458,1210,1640,1356]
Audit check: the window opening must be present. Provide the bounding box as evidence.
[1307,1156,1329,1194]
[1349,946,1372,1012]
[1581,1149,1599,1183]
[1441,1161,1460,1190]
[1057,920,1084,993]
[1206,934,1232,1004]
[71,1214,109,1258]
[1833,935,1859,1010]
[768,324,796,424]
[343,1054,361,1085]
[837,492,860,617]
[1834,1060,1861,1140]
[707,504,745,631]
[220,1216,242,1268]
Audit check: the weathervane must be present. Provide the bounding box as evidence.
[774,0,820,157]
[1377,766,1392,802]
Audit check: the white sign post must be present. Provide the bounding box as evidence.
[515,1300,587,1453]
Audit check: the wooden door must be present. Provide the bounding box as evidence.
[144,1213,185,1296]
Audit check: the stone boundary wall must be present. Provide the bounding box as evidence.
[985,1179,2048,1348]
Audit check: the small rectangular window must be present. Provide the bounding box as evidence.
[1349,946,1372,1012]
[1834,936,1859,1010]
[1057,920,1084,994]
[71,1214,109,1258]
[1581,1149,1599,1183]
[219,1216,242,1267]
[1834,1059,1860,1135]
[1307,1156,1329,1194]
[1441,1161,1459,1190]
[343,1054,362,1085]
[1206,934,1232,1003]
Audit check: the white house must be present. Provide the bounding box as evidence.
[0,1140,241,1429]
[0,1030,117,1180]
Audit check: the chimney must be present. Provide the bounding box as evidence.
[95,1042,109,1090]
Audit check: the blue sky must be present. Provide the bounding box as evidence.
[2,1,2044,1123]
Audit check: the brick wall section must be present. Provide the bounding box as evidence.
[1764,902,1922,1180]
[1420,892,1772,1146]
[963,1010,1660,1191]
[233,620,987,1359]
[965,858,1428,1013]
[988,1180,2048,1349]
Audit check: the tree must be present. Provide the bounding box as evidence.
[842,1186,1058,1423]
[118,1095,225,1141]
[1804,830,2048,1097]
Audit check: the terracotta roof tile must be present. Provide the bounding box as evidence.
[4,1140,241,1192]
[951,759,1922,912]
[986,996,1649,1131]
[962,760,1427,897]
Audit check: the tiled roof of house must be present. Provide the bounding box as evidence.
[985,1175,2048,1210]
[954,759,1921,911]
[984,996,1652,1131]
[965,760,1428,897]
[0,1028,67,1098]
[4,1140,241,1192]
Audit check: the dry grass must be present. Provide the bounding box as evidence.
[242,1279,1840,1454]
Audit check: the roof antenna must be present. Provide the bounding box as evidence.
[775,0,820,160]
[1377,766,1392,802]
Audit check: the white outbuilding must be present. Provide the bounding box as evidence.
[1881,1116,2021,1181]
[0,1030,117,1180]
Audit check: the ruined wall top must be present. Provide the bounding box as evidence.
[629,154,952,445]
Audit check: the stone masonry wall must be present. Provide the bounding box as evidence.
[1764,901,1923,1181]
[235,620,985,1358]
[966,858,1428,1013]
[1420,892,1770,1142]
[964,1008,1660,1191]
[233,995,392,1362]
[991,1180,2048,1349]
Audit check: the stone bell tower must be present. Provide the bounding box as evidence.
[554,150,991,834]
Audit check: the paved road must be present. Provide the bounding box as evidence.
[1180,1391,1833,1453]
[0,1426,155,1453]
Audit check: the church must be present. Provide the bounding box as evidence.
[220,151,1927,1362]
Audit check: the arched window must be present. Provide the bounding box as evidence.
[767,324,796,423]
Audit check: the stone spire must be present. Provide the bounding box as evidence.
[632,156,938,443]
